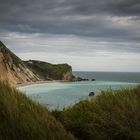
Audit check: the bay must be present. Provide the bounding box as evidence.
[19,77,139,109]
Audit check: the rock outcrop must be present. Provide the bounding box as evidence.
[63,70,73,81]
[73,76,89,82]
[89,92,95,96]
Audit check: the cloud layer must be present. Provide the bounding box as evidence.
[0,0,140,71]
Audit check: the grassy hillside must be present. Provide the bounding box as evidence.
[0,81,76,140]
[52,86,140,140]
[24,60,72,80]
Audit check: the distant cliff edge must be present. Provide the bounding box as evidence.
[0,41,73,85]
[24,60,73,81]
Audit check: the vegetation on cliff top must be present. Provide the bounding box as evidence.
[0,81,76,140]
[52,86,140,140]
[24,60,72,80]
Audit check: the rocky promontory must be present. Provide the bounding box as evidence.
[24,60,73,81]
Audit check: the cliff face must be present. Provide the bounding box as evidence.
[63,71,73,81]
[0,41,39,85]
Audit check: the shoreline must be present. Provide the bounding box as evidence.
[16,80,72,88]
[16,80,139,88]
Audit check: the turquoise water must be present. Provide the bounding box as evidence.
[19,81,138,109]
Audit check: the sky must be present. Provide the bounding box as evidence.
[0,0,140,72]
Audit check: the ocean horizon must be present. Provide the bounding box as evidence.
[73,71,140,83]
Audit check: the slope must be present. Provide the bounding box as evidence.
[0,41,39,85]
[0,81,76,140]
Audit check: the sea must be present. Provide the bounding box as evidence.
[19,71,140,110]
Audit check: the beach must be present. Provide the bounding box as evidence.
[16,80,71,88]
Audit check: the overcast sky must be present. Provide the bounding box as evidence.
[0,0,140,72]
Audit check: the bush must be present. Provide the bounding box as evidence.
[52,86,140,140]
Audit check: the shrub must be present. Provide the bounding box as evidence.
[52,86,140,140]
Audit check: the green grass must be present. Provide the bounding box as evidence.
[24,60,72,80]
[52,86,140,140]
[0,81,76,140]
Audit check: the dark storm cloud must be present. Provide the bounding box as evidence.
[108,0,140,16]
[0,0,140,39]
[0,0,140,54]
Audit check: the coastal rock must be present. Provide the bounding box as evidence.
[89,92,95,96]
[91,79,96,81]
[63,70,73,81]
[73,76,89,82]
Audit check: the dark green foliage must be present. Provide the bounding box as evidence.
[0,81,76,140]
[24,60,72,80]
[52,86,140,140]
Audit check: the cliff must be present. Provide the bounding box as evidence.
[24,60,73,81]
[0,41,39,85]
